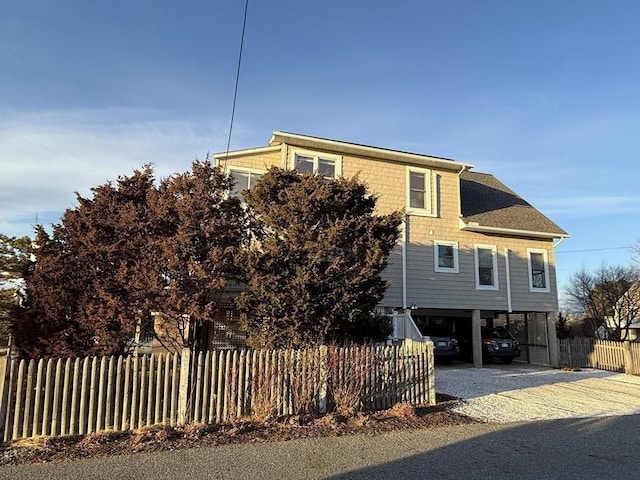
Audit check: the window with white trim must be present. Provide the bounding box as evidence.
[229,167,263,200]
[406,167,434,216]
[434,241,459,273]
[290,149,341,179]
[474,244,498,290]
[527,248,550,292]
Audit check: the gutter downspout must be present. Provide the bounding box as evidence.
[553,236,567,249]
[402,215,408,310]
[505,248,513,313]
[456,165,470,219]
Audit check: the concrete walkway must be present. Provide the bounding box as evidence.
[435,362,640,422]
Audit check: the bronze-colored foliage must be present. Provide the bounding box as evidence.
[14,161,248,358]
[236,167,402,348]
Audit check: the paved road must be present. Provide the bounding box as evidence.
[2,415,639,480]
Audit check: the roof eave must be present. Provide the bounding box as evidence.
[270,131,474,172]
[459,219,569,240]
[213,145,281,163]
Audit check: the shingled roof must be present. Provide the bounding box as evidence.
[460,171,568,238]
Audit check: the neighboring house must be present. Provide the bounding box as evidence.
[213,131,569,366]
[607,279,640,341]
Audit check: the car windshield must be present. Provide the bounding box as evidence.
[489,327,513,339]
[423,326,451,337]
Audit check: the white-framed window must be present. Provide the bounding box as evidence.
[527,248,550,292]
[290,148,342,179]
[474,244,499,290]
[228,167,264,200]
[406,166,434,216]
[434,240,459,273]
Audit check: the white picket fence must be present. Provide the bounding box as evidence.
[0,340,434,442]
[558,338,640,375]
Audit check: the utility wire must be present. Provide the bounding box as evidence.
[555,246,630,254]
[223,0,249,166]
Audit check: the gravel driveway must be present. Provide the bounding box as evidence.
[435,362,640,423]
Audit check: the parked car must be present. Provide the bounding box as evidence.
[421,325,459,364]
[458,326,520,364]
[481,326,520,364]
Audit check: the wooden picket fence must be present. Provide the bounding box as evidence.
[0,340,434,442]
[558,338,640,375]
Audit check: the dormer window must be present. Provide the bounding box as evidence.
[229,167,263,200]
[290,148,341,179]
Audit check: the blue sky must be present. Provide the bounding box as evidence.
[1,0,639,303]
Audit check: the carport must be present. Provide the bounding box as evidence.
[401,308,559,367]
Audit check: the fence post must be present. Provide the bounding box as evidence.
[177,348,191,426]
[318,346,328,414]
[622,341,635,375]
[0,354,11,439]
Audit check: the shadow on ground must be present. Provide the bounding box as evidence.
[325,415,639,480]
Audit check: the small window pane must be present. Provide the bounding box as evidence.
[410,171,425,191]
[531,252,544,270]
[478,249,493,267]
[318,158,335,178]
[248,172,262,189]
[479,267,494,286]
[230,171,250,198]
[438,245,454,268]
[295,155,314,174]
[410,191,424,209]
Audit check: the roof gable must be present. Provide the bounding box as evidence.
[460,171,568,239]
[269,131,473,172]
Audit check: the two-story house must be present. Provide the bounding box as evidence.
[214,131,569,367]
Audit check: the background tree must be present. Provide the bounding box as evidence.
[0,234,32,346]
[15,161,247,358]
[236,167,402,348]
[564,264,640,341]
[632,237,640,269]
[16,167,162,357]
[152,159,247,351]
[555,311,571,339]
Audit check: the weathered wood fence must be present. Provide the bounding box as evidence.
[558,338,640,375]
[0,340,434,442]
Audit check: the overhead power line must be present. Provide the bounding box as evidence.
[555,246,630,254]
[223,0,249,165]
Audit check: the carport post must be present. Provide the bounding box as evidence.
[472,310,482,368]
[547,313,559,368]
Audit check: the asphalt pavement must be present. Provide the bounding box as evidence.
[2,415,639,480]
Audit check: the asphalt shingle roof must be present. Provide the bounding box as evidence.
[460,171,568,237]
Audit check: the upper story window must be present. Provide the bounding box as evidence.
[527,248,550,292]
[406,167,434,216]
[229,167,263,200]
[434,240,459,273]
[290,148,341,179]
[474,244,498,290]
